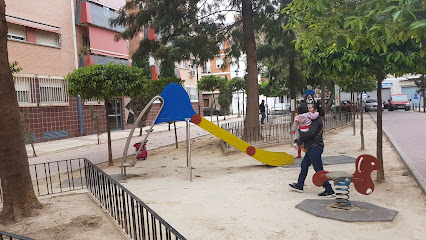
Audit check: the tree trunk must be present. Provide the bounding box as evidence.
[376,73,385,182]
[360,79,365,150]
[289,56,297,123]
[210,91,213,122]
[0,1,42,222]
[351,86,355,136]
[326,92,334,113]
[321,80,325,112]
[104,100,113,166]
[237,92,241,117]
[242,0,260,137]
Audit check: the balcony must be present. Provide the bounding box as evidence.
[76,1,125,32]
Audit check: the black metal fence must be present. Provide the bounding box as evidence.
[0,231,34,240]
[221,112,352,151]
[29,158,86,197]
[1,158,186,240]
[84,159,186,240]
[0,158,86,204]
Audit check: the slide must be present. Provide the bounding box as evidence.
[154,83,295,167]
[191,114,294,166]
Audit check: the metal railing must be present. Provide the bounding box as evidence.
[84,159,186,240]
[220,112,352,151]
[13,75,37,106]
[38,76,69,105]
[1,158,186,239]
[0,158,86,204]
[29,158,86,197]
[0,230,34,240]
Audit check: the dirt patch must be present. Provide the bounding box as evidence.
[101,114,426,240]
[0,193,125,240]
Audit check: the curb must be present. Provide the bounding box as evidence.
[369,113,426,195]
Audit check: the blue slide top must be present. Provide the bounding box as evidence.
[155,83,197,124]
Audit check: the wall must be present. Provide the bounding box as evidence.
[6,0,76,77]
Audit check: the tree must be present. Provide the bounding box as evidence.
[112,0,282,136]
[415,74,426,112]
[66,63,145,165]
[0,0,42,222]
[257,0,305,121]
[229,77,246,117]
[21,109,37,157]
[198,75,227,123]
[218,82,233,120]
[284,0,424,182]
[9,60,22,74]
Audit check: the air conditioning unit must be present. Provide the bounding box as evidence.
[190,70,196,76]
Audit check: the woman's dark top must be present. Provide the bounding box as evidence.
[297,116,324,150]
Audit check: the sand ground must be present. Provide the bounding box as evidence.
[0,192,126,240]
[101,114,426,240]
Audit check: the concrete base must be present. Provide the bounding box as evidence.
[284,155,356,168]
[296,199,398,222]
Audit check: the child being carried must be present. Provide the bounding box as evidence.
[292,106,319,150]
[292,111,319,133]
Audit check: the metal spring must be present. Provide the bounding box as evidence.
[334,177,351,208]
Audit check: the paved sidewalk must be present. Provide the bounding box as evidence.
[27,115,243,166]
[370,111,426,194]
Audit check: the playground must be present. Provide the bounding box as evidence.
[96,113,426,240]
[1,84,425,239]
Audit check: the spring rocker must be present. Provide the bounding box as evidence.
[313,154,380,210]
[296,154,398,222]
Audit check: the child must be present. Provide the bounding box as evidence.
[292,106,319,134]
[292,104,319,155]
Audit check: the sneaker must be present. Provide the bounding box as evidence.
[289,183,304,193]
[318,191,335,198]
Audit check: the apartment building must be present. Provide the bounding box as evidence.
[200,42,232,111]
[6,0,131,142]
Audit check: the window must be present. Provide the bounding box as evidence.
[83,36,90,46]
[184,86,199,102]
[36,30,61,47]
[216,58,224,69]
[7,23,25,41]
[202,60,211,73]
[179,60,186,69]
[13,75,37,106]
[39,77,69,105]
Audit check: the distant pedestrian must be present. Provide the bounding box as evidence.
[259,100,266,124]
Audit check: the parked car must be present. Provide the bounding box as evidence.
[203,107,221,116]
[340,101,361,112]
[269,103,289,115]
[364,99,383,112]
[388,94,410,111]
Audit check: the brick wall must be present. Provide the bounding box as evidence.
[6,0,77,77]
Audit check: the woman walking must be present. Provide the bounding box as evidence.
[289,103,335,197]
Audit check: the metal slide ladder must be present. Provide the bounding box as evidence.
[120,96,165,176]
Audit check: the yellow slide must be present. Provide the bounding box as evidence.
[191,115,295,166]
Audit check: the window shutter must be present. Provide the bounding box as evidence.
[7,23,26,40]
[36,30,60,47]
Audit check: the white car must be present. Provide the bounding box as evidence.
[269,103,289,115]
[364,99,383,112]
